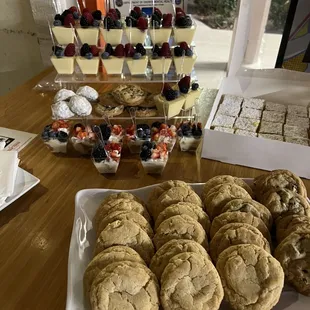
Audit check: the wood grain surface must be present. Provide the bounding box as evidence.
[0,68,309,310]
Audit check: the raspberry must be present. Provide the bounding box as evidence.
[159,42,171,57]
[180,42,189,51]
[114,44,125,57]
[153,7,162,19]
[69,6,78,13]
[176,12,185,20]
[108,9,119,20]
[125,43,135,57]
[92,10,102,20]
[80,43,91,56]
[82,8,90,14]
[63,13,75,28]
[83,12,94,25]
[90,45,99,57]
[133,6,142,16]
[135,43,146,56]
[162,14,172,28]
[64,43,75,57]
[162,83,172,96]
[176,7,185,14]
[178,75,191,91]
[137,17,148,31]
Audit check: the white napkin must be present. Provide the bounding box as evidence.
[0,151,19,200]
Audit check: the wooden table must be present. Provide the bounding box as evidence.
[0,69,309,310]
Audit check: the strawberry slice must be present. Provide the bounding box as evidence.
[160,123,168,130]
[151,150,160,159]
[137,17,148,31]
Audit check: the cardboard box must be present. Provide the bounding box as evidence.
[202,69,310,179]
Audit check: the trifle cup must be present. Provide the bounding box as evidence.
[149,9,172,45]
[92,142,121,174]
[126,124,151,154]
[101,44,125,75]
[140,141,168,174]
[177,121,203,152]
[173,42,197,75]
[100,8,123,45]
[125,43,148,76]
[125,8,148,45]
[150,43,172,75]
[151,122,177,152]
[41,120,70,153]
[173,9,196,45]
[51,44,76,75]
[71,123,96,155]
[76,44,100,75]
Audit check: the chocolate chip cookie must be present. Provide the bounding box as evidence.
[275,230,310,296]
[150,239,210,281]
[90,261,159,310]
[210,211,271,242]
[153,214,207,250]
[154,186,203,220]
[154,202,210,233]
[83,246,145,296]
[96,210,154,238]
[262,188,310,220]
[221,198,273,230]
[217,244,284,310]
[210,223,271,262]
[94,198,151,232]
[254,169,307,201]
[202,175,254,203]
[93,220,155,264]
[112,84,147,106]
[276,215,310,243]
[204,184,252,220]
[160,252,223,310]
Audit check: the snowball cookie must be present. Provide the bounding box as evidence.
[160,252,223,310]
[68,95,92,116]
[83,246,146,296]
[90,261,159,310]
[76,85,99,101]
[93,220,155,264]
[53,88,75,103]
[51,101,75,119]
[217,244,284,310]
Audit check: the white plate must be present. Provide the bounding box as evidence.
[0,167,40,212]
[67,182,310,310]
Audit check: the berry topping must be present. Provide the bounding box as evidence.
[115,8,121,19]
[85,52,93,59]
[82,8,90,14]
[186,49,193,57]
[130,9,139,19]
[73,11,79,20]
[151,20,160,29]
[53,19,62,26]
[108,8,119,20]
[101,52,110,59]
[92,20,100,27]
[159,42,171,57]
[114,44,125,57]
[176,7,185,14]
[153,7,162,19]
[62,10,71,17]
[133,6,142,16]
[80,16,89,28]
[63,13,75,27]
[83,12,94,25]
[192,83,199,91]
[135,43,146,56]
[162,84,179,101]
[125,43,135,57]
[180,42,189,51]
[90,45,99,57]
[92,144,107,162]
[92,10,102,20]
[105,43,114,55]
[111,125,123,136]
[55,47,65,58]
[54,14,62,21]
[80,43,91,56]
[136,124,151,140]
[69,6,78,13]
[133,53,142,60]
[176,15,193,28]
[177,121,202,138]
[99,123,112,141]
[125,16,137,27]
[178,76,191,94]
[64,43,75,57]
[162,14,172,28]
[137,17,148,31]
[58,131,68,142]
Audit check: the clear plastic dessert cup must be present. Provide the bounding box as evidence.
[127,137,150,154]
[71,137,95,155]
[178,135,202,152]
[92,158,120,174]
[43,138,68,154]
[141,157,168,174]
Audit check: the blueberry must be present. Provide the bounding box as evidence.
[54,14,62,21]
[133,53,142,60]
[192,83,199,91]
[41,131,49,141]
[44,125,52,131]
[145,129,151,135]
[174,46,184,57]
[101,52,110,59]
[179,86,189,94]
[55,48,64,58]
[92,20,100,27]
[53,19,62,26]
[73,11,79,20]
[142,141,153,149]
[174,90,180,98]
[140,149,151,161]
[136,128,144,139]
[114,20,122,29]
[48,131,58,138]
[105,43,113,55]
[137,124,150,131]
[152,52,159,59]
[99,124,111,141]
[85,52,93,59]
[92,145,107,162]
[80,16,89,28]
[177,129,183,137]
[185,49,193,57]
[58,131,68,142]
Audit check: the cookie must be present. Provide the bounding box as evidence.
[93,220,155,264]
[90,261,159,310]
[217,244,284,310]
[210,211,271,242]
[76,85,99,101]
[154,202,211,233]
[134,107,157,117]
[83,246,145,296]
[210,223,271,262]
[254,169,307,201]
[147,180,191,218]
[204,184,252,220]
[101,192,146,208]
[274,230,310,296]
[149,239,210,281]
[153,214,207,250]
[94,198,150,232]
[95,104,124,117]
[160,252,224,310]
[202,175,254,203]
[276,215,310,243]
[112,84,147,106]
[262,188,310,220]
[96,210,154,238]
[221,198,273,230]
[154,186,203,220]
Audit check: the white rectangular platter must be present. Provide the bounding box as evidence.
[67,182,310,310]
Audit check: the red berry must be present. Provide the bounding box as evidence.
[162,83,172,96]
[137,17,148,31]
[69,6,78,13]
[133,6,141,15]
[176,11,185,20]
[178,75,191,90]
[83,12,94,25]
[83,8,90,14]
[106,12,116,20]
[64,13,75,27]
[114,44,125,57]
[108,9,118,20]
[125,43,135,57]
[154,7,162,18]
[159,42,171,57]
[176,8,185,14]
[90,45,99,56]
[179,42,189,51]
[162,13,172,28]
[64,43,75,57]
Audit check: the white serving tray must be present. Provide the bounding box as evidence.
[67,182,310,310]
[0,167,40,212]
